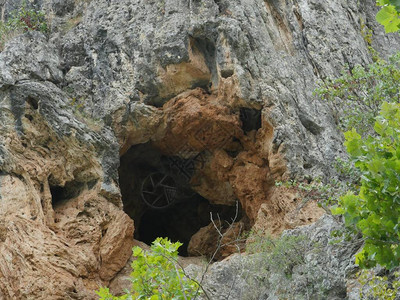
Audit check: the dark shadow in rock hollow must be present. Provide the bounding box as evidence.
[119,142,241,256]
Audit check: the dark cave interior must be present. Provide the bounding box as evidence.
[50,179,95,208]
[118,142,241,256]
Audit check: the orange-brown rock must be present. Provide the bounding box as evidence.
[188,220,245,260]
[99,212,135,281]
[108,240,150,296]
[0,173,135,299]
[154,88,243,155]
[252,186,325,235]
[0,95,134,298]
[157,38,212,100]
[152,85,320,244]
[191,149,236,206]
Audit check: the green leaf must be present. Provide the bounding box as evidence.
[331,205,345,215]
[132,247,143,257]
[376,5,400,32]
[344,129,363,156]
[389,0,400,11]
[96,238,200,299]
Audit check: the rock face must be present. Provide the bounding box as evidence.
[0,32,134,299]
[186,215,360,300]
[0,0,399,298]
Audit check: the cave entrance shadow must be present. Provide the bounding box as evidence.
[118,142,241,257]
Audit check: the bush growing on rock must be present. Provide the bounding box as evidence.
[297,50,400,215]
[315,53,400,136]
[358,269,400,299]
[244,231,327,299]
[97,237,201,300]
[0,3,48,50]
[332,102,400,270]
[312,28,400,292]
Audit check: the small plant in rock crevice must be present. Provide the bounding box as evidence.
[274,156,360,214]
[0,3,48,51]
[358,269,400,300]
[242,231,327,299]
[66,95,103,131]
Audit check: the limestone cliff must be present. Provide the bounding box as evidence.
[0,0,399,299]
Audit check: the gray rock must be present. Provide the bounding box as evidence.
[51,0,74,16]
[0,31,62,87]
[34,0,399,179]
[0,31,120,202]
[187,215,360,300]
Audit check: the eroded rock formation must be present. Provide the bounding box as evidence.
[0,0,399,298]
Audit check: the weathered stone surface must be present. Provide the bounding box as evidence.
[186,215,360,300]
[154,88,243,155]
[99,212,134,281]
[188,220,245,260]
[0,164,134,298]
[252,186,324,235]
[108,240,149,296]
[0,0,399,298]
[34,0,396,181]
[0,32,62,88]
[0,30,130,298]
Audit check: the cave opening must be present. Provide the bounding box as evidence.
[239,107,261,132]
[119,142,242,257]
[50,180,86,208]
[50,185,66,207]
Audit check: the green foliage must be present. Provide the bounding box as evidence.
[243,231,327,299]
[96,288,128,300]
[376,0,400,33]
[332,102,400,270]
[246,232,307,278]
[315,53,400,136]
[70,97,84,111]
[358,270,400,299]
[97,238,201,300]
[275,157,360,212]
[360,18,380,61]
[0,3,48,50]
[6,5,48,32]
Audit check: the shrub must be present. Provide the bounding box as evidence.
[358,269,400,299]
[243,231,326,299]
[332,102,400,270]
[315,53,400,136]
[97,237,202,300]
[246,232,307,278]
[0,3,48,50]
